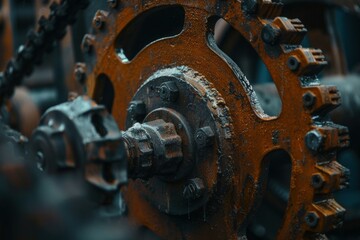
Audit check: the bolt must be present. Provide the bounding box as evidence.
[242,0,258,14]
[305,130,324,152]
[107,0,118,8]
[303,91,317,108]
[311,173,325,189]
[195,126,215,148]
[159,81,179,102]
[74,64,86,84]
[261,24,281,45]
[183,178,205,200]
[127,101,146,123]
[93,15,104,30]
[287,56,300,71]
[305,211,319,228]
[81,35,94,53]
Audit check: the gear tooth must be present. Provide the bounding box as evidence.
[81,34,96,54]
[257,0,283,18]
[306,123,350,153]
[307,199,345,232]
[92,10,109,30]
[287,48,327,76]
[270,17,307,45]
[314,161,350,193]
[303,85,341,116]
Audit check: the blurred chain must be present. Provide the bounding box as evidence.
[0,0,89,105]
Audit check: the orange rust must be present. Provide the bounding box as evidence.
[0,0,13,70]
[85,0,349,239]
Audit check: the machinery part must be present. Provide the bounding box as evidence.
[84,0,350,239]
[282,2,348,76]
[216,0,360,80]
[0,0,89,105]
[123,71,233,216]
[30,96,127,215]
[254,75,360,146]
[0,121,157,240]
[123,119,183,179]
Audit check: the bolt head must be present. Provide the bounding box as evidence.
[159,81,179,102]
[305,130,324,152]
[93,16,104,29]
[195,126,215,148]
[183,178,205,200]
[81,35,94,53]
[261,24,281,45]
[127,101,146,123]
[311,173,325,189]
[303,91,317,108]
[305,211,319,228]
[287,56,300,71]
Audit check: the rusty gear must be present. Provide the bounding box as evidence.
[84,0,350,239]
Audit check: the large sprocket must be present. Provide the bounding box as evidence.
[83,0,350,239]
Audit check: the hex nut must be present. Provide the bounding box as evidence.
[261,24,281,45]
[303,91,317,108]
[93,15,104,30]
[287,56,300,71]
[127,101,146,123]
[195,126,215,148]
[305,130,323,152]
[81,35,94,53]
[311,173,325,189]
[159,81,179,102]
[305,211,320,228]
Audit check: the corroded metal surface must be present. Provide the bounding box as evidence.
[282,3,348,76]
[255,75,360,145]
[84,0,350,239]
[0,0,13,70]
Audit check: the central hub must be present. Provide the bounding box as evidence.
[125,67,234,215]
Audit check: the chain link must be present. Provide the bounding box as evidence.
[0,0,89,105]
